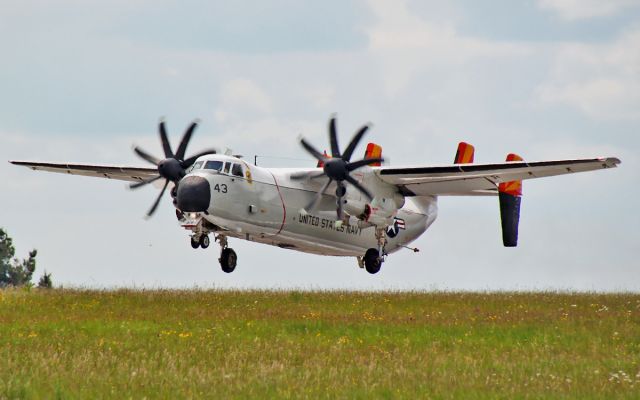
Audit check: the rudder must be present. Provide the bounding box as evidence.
[498,153,523,247]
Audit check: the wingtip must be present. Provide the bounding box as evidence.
[599,157,622,167]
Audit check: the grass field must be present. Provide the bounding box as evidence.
[0,289,639,399]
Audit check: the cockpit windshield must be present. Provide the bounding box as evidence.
[187,160,204,173]
[204,160,224,172]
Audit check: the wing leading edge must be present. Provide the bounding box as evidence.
[375,157,621,196]
[10,161,158,183]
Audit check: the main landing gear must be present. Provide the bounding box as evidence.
[216,235,237,273]
[363,248,382,274]
[359,227,388,275]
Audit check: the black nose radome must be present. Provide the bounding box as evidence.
[177,176,210,212]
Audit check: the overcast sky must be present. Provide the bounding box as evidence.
[1,0,638,291]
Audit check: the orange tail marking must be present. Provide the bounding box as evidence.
[454,142,475,164]
[499,153,523,196]
[316,150,330,168]
[365,143,383,166]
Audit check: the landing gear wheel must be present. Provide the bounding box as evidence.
[199,235,210,249]
[190,237,200,249]
[220,248,237,273]
[364,248,382,274]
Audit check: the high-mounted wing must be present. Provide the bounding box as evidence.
[11,120,217,218]
[10,161,158,183]
[375,157,621,196]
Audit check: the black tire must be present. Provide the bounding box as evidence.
[200,235,210,249]
[220,248,237,273]
[364,248,382,274]
[190,237,200,249]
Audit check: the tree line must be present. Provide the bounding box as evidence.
[1,228,52,288]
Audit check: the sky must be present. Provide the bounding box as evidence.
[1,0,639,291]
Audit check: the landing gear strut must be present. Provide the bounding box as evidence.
[216,235,237,273]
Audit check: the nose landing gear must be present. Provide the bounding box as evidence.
[190,234,210,249]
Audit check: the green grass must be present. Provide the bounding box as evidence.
[0,289,639,399]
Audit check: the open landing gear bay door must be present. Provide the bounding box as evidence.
[374,157,621,197]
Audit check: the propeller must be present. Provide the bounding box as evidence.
[294,116,384,220]
[131,119,217,217]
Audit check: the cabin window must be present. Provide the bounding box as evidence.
[223,162,231,174]
[204,160,224,171]
[231,163,243,177]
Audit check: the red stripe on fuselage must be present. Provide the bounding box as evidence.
[268,171,287,236]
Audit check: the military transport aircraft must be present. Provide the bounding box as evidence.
[10,116,620,274]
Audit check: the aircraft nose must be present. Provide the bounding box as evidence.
[177,176,211,212]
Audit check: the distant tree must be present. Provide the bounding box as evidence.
[38,271,53,289]
[0,228,38,287]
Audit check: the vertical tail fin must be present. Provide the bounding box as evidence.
[454,142,475,164]
[365,143,383,166]
[498,153,523,247]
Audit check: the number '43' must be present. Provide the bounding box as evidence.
[213,184,227,193]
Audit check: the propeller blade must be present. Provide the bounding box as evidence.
[336,182,345,220]
[145,180,169,218]
[305,178,333,212]
[342,124,370,162]
[290,171,325,181]
[344,174,373,201]
[175,120,199,161]
[133,146,161,166]
[181,149,218,168]
[300,138,327,161]
[158,120,174,159]
[346,157,384,172]
[329,117,340,158]
[129,175,162,190]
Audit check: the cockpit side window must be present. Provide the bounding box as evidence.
[223,162,231,174]
[204,160,224,171]
[231,163,243,177]
[188,161,204,173]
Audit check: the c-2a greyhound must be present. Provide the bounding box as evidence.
[11,116,620,274]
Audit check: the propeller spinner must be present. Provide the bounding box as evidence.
[294,116,384,220]
[131,119,217,217]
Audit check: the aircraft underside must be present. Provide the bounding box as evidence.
[198,197,436,257]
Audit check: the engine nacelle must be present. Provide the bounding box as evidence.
[342,193,405,227]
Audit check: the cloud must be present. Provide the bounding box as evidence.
[364,0,530,95]
[537,0,640,20]
[536,30,640,121]
[218,78,273,115]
